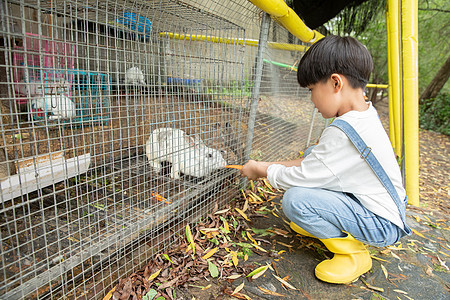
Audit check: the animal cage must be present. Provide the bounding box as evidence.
[0,0,325,299]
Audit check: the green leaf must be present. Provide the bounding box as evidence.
[143,289,158,300]
[208,260,219,278]
[163,253,174,264]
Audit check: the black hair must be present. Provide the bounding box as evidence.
[297,35,373,89]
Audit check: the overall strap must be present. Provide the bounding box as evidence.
[330,119,410,230]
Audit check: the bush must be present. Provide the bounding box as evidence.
[419,93,450,135]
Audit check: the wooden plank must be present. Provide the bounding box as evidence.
[0,153,91,202]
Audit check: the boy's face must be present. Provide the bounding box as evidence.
[307,78,340,119]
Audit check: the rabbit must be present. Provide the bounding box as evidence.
[31,94,76,120]
[125,67,146,85]
[146,128,227,179]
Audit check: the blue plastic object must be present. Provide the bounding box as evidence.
[117,11,152,40]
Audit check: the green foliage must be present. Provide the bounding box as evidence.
[323,0,450,95]
[419,93,450,135]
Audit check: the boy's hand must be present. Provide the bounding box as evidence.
[240,160,269,180]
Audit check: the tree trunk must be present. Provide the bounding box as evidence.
[419,55,450,102]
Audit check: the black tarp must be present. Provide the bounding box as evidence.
[291,0,368,29]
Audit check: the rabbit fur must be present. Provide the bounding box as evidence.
[125,67,146,85]
[146,128,227,179]
[31,94,76,120]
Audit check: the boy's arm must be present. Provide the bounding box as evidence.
[240,158,304,180]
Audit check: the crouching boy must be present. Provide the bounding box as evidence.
[240,35,411,284]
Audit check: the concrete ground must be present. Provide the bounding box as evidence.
[176,197,450,300]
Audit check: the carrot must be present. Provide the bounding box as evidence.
[151,191,171,204]
[224,165,243,170]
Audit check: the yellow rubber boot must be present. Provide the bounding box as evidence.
[315,234,372,284]
[289,222,316,238]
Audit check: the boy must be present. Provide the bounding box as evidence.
[240,35,411,284]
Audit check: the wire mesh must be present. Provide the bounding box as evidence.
[0,0,325,298]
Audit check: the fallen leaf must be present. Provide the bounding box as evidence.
[425,264,433,276]
[411,228,426,239]
[147,269,161,282]
[257,286,284,296]
[370,255,390,263]
[360,277,384,293]
[232,281,245,295]
[208,260,219,278]
[202,247,218,260]
[186,224,195,255]
[393,289,408,294]
[102,286,115,300]
[242,199,249,212]
[235,207,250,221]
[246,265,269,279]
[272,273,297,290]
[227,274,242,280]
[215,208,230,215]
[381,264,388,280]
[231,250,239,267]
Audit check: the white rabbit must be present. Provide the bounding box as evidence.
[146,128,227,179]
[31,94,76,120]
[125,67,146,85]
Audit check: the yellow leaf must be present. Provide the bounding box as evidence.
[232,281,245,295]
[202,247,218,260]
[272,273,297,290]
[393,289,408,295]
[413,215,420,222]
[231,250,239,267]
[186,224,195,255]
[235,207,250,221]
[252,242,267,252]
[250,191,263,202]
[147,268,162,281]
[102,287,115,300]
[224,220,230,233]
[250,180,255,192]
[370,255,390,263]
[241,189,247,199]
[278,250,286,255]
[246,231,256,243]
[227,274,242,280]
[244,253,248,261]
[202,284,211,290]
[258,286,284,296]
[262,178,274,191]
[411,228,426,239]
[423,216,432,223]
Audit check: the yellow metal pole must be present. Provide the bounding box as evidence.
[386,12,396,147]
[387,0,402,158]
[247,0,324,43]
[401,0,419,206]
[159,32,307,52]
[366,83,389,89]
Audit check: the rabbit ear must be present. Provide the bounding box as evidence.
[185,135,198,148]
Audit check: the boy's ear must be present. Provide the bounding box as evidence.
[330,73,344,91]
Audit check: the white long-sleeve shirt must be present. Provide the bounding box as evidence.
[267,103,405,229]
